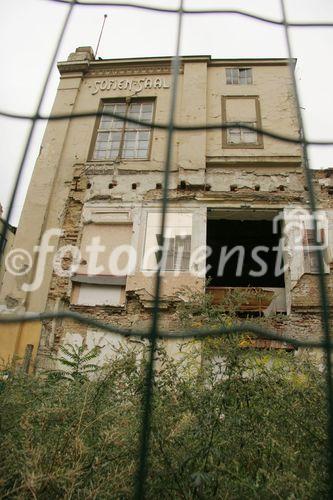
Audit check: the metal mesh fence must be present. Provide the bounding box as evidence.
[0,1,332,497]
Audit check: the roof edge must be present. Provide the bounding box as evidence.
[57,48,297,75]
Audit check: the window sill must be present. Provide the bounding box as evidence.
[141,269,191,273]
[69,303,125,311]
[222,143,264,149]
[87,158,150,163]
[71,274,127,286]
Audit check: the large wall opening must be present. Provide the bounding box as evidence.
[206,217,284,288]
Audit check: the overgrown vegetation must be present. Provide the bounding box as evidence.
[0,291,329,498]
[47,343,101,383]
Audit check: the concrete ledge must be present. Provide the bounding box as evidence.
[71,274,127,286]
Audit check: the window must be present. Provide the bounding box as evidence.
[143,213,192,271]
[206,218,285,288]
[93,100,154,161]
[222,96,262,148]
[226,68,252,85]
[205,213,286,314]
[227,123,257,144]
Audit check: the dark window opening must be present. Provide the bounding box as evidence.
[206,219,284,287]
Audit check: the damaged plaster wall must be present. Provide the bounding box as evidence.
[2,48,332,367]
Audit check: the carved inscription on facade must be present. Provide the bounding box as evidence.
[90,77,170,95]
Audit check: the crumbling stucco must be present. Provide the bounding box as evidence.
[1,49,332,368]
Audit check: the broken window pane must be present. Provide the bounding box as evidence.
[226,67,252,85]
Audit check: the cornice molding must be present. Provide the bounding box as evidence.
[206,156,303,167]
[58,55,295,76]
[208,58,296,67]
[58,60,90,75]
[86,64,183,77]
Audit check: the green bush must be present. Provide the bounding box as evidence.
[0,338,328,499]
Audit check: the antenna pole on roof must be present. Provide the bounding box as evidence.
[95,14,107,59]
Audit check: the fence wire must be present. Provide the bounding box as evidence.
[0,0,332,498]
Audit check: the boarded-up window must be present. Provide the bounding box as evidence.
[71,222,132,306]
[223,96,261,146]
[76,284,123,306]
[79,223,133,276]
[226,98,256,122]
[143,213,192,271]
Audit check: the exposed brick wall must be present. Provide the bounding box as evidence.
[291,273,333,311]
[37,167,333,367]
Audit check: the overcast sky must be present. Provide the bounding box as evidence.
[1,0,333,225]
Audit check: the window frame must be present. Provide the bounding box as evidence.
[89,97,155,162]
[221,95,263,149]
[226,67,253,85]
